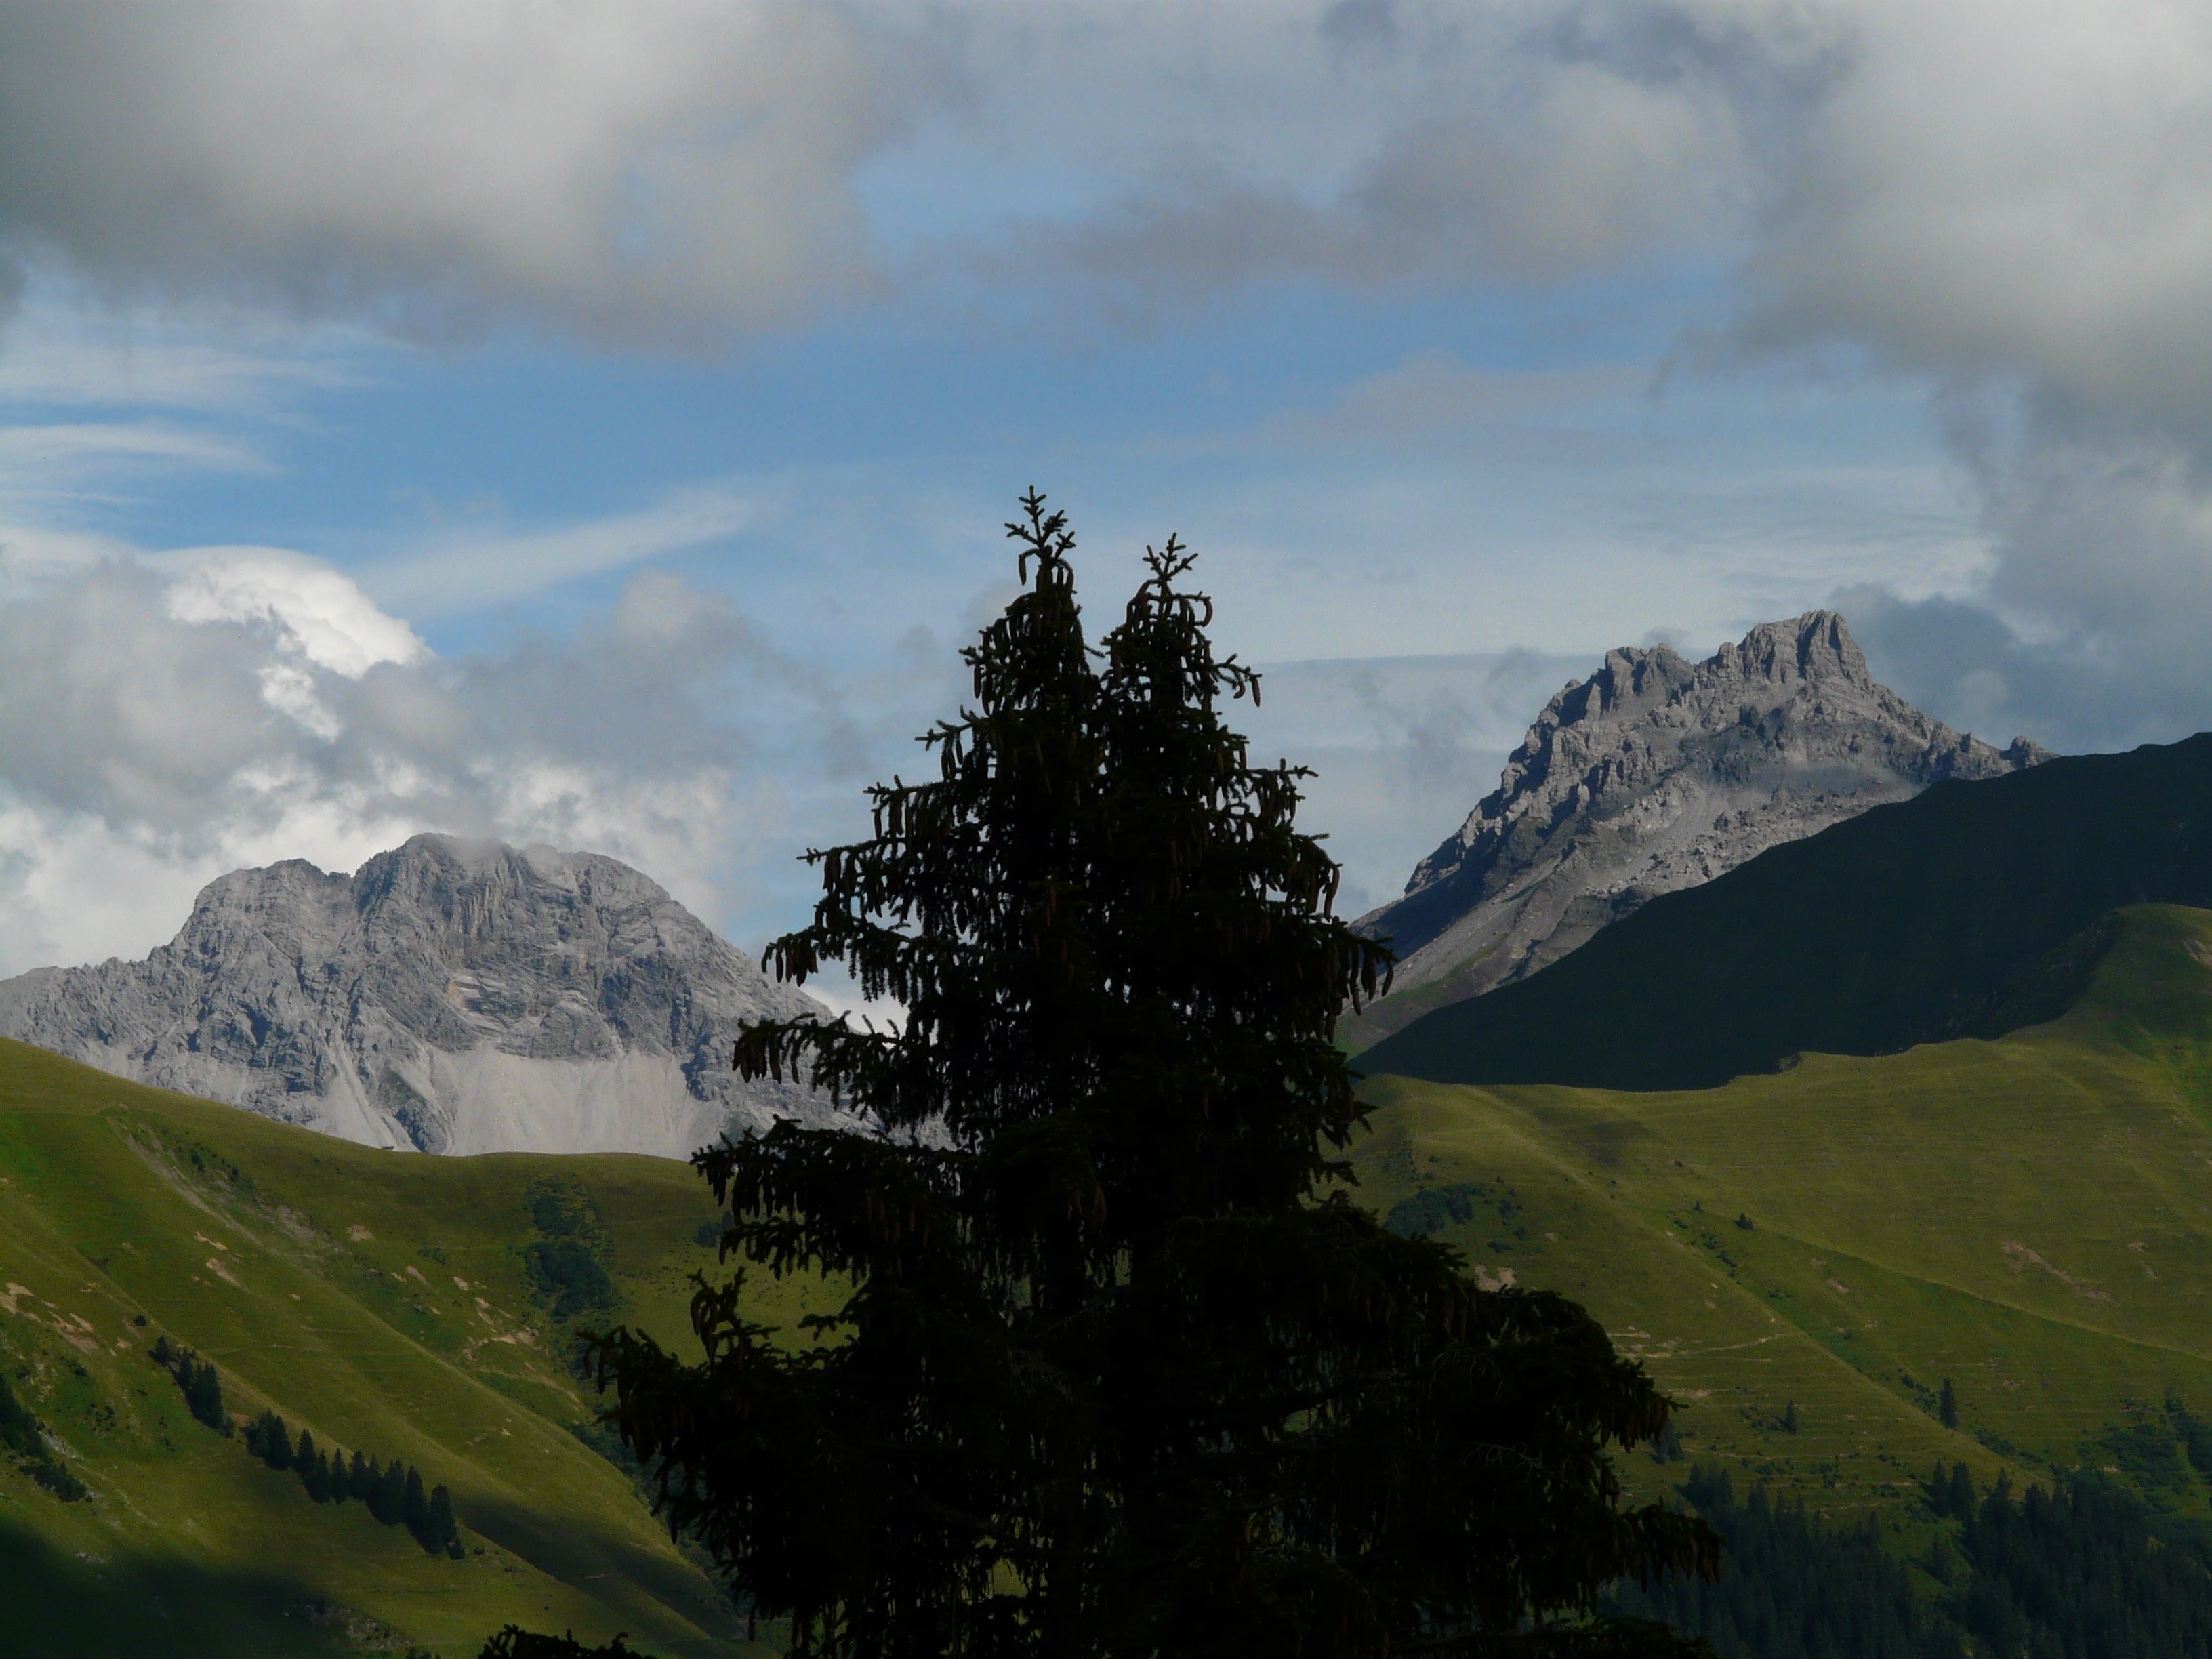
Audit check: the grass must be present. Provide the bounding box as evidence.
[23,895,2212,1648]
[0,1037,830,1659]
[1353,903,2212,1532]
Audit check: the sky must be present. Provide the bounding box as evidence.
[2,0,2211,975]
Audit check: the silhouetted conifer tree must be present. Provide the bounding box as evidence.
[375,1458,409,1525]
[252,1410,293,1470]
[1948,1463,1975,1521]
[152,1343,230,1435]
[350,1449,374,1502]
[293,1428,319,1494]
[404,1465,430,1537]
[1939,1378,1959,1428]
[583,495,1718,1658]
[426,1483,460,1555]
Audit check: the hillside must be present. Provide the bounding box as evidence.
[0,1037,821,1659]
[1358,732,2212,1092]
[1352,903,2212,1531]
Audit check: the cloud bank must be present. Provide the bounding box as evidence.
[0,547,849,975]
[0,0,923,341]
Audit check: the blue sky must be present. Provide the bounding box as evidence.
[1,1,2209,976]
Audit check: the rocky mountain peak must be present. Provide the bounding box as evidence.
[1345,611,2049,1047]
[0,833,842,1158]
[1727,609,1867,685]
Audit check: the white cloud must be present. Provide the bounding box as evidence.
[164,548,427,676]
[0,0,926,341]
[0,421,266,483]
[365,487,758,617]
[0,302,363,411]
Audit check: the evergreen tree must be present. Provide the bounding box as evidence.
[252,1410,293,1470]
[1611,1468,1957,1659]
[327,1445,350,1505]
[1948,1462,1974,1521]
[584,497,1717,1658]
[1938,1378,1959,1429]
[404,1465,430,1538]
[375,1458,409,1525]
[167,1353,228,1434]
[350,1449,374,1503]
[294,1429,319,1498]
[426,1483,460,1555]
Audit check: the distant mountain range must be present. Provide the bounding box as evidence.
[1357,731,2212,1092]
[0,834,840,1159]
[0,611,2069,1156]
[1345,611,2047,1046]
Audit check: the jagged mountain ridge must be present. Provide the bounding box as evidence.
[0,834,838,1158]
[1347,611,2049,1044]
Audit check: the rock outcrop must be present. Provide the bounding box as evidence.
[1347,612,2049,1044]
[0,834,842,1158]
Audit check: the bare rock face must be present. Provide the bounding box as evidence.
[1347,612,2049,1044]
[0,834,844,1158]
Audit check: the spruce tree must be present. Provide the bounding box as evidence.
[184,1357,227,1433]
[350,1449,374,1503]
[427,1483,460,1555]
[1939,1378,1959,1429]
[376,1458,409,1525]
[1948,1463,1975,1521]
[294,1429,319,1497]
[404,1465,430,1538]
[586,496,1716,1657]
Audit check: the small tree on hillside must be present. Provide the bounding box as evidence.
[585,495,1717,1656]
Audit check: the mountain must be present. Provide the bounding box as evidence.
[1345,611,2047,1046]
[1351,902,2212,1536]
[1356,731,2212,1093]
[0,834,840,1160]
[0,1036,793,1656]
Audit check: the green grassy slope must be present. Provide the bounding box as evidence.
[0,1038,811,1659]
[1359,733,2212,1091]
[1353,905,2212,1528]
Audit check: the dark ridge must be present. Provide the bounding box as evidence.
[1357,733,2212,1092]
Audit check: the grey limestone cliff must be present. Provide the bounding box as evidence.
[1347,611,2049,1044]
[0,834,844,1158]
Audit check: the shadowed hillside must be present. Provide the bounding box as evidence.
[1359,733,2212,1092]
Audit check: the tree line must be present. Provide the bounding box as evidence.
[151,1334,228,1435]
[0,1364,87,1502]
[1613,1462,2212,1658]
[244,1408,462,1557]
